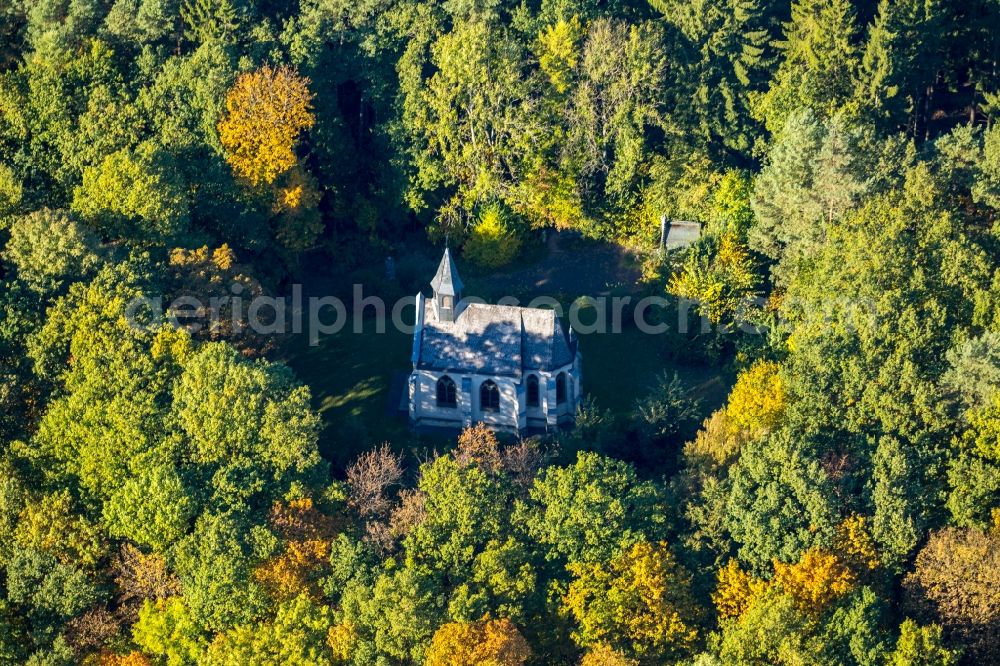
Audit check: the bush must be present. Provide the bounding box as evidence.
[463,204,522,268]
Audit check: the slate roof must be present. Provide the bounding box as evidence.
[414,299,576,378]
[429,248,463,297]
[664,220,701,249]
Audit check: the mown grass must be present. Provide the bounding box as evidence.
[577,325,732,417]
[283,241,732,467]
[282,319,416,468]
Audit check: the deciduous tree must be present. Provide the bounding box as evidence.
[72,141,191,245]
[218,66,315,186]
[3,208,101,296]
[668,232,759,324]
[562,541,699,660]
[772,547,855,614]
[724,433,837,573]
[904,525,1000,661]
[888,619,957,666]
[424,618,531,666]
[521,452,668,564]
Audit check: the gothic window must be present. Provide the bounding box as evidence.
[437,375,457,408]
[556,372,567,404]
[526,375,539,407]
[480,380,500,412]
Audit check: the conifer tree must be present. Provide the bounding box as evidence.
[656,0,783,156]
[855,0,947,136]
[752,0,861,136]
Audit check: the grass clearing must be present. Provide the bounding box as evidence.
[284,311,732,469]
[577,326,732,417]
[282,240,733,467]
[282,320,415,467]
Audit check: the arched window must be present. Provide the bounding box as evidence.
[436,375,457,408]
[556,372,567,404]
[526,375,539,407]
[480,380,500,412]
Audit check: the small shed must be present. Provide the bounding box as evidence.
[662,219,702,249]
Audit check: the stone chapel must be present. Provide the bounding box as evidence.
[408,249,582,433]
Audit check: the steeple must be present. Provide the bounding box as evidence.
[430,247,463,323]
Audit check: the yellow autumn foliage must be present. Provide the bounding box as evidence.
[538,17,582,94]
[683,360,785,474]
[668,232,758,324]
[270,497,339,541]
[254,498,338,601]
[463,204,522,268]
[218,65,315,186]
[164,243,274,354]
[97,653,152,666]
[712,558,769,619]
[150,325,193,366]
[168,244,236,273]
[683,409,741,471]
[212,244,236,270]
[424,618,532,666]
[834,515,880,572]
[773,548,856,614]
[255,539,330,601]
[579,643,639,666]
[273,165,322,214]
[327,622,358,663]
[725,360,786,440]
[272,165,324,252]
[563,542,699,658]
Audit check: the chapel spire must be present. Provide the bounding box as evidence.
[430,247,463,323]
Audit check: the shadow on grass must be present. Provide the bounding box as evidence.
[281,238,733,470]
[281,320,417,469]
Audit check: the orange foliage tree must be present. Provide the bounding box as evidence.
[218,65,315,186]
[424,618,531,666]
[454,423,503,471]
[254,498,338,601]
[772,547,856,614]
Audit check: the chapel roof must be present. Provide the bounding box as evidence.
[414,299,576,377]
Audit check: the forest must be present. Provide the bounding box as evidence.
[2,0,1000,664]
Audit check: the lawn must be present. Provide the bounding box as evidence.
[282,319,417,468]
[577,325,732,417]
[284,310,731,469]
[282,239,733,467]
